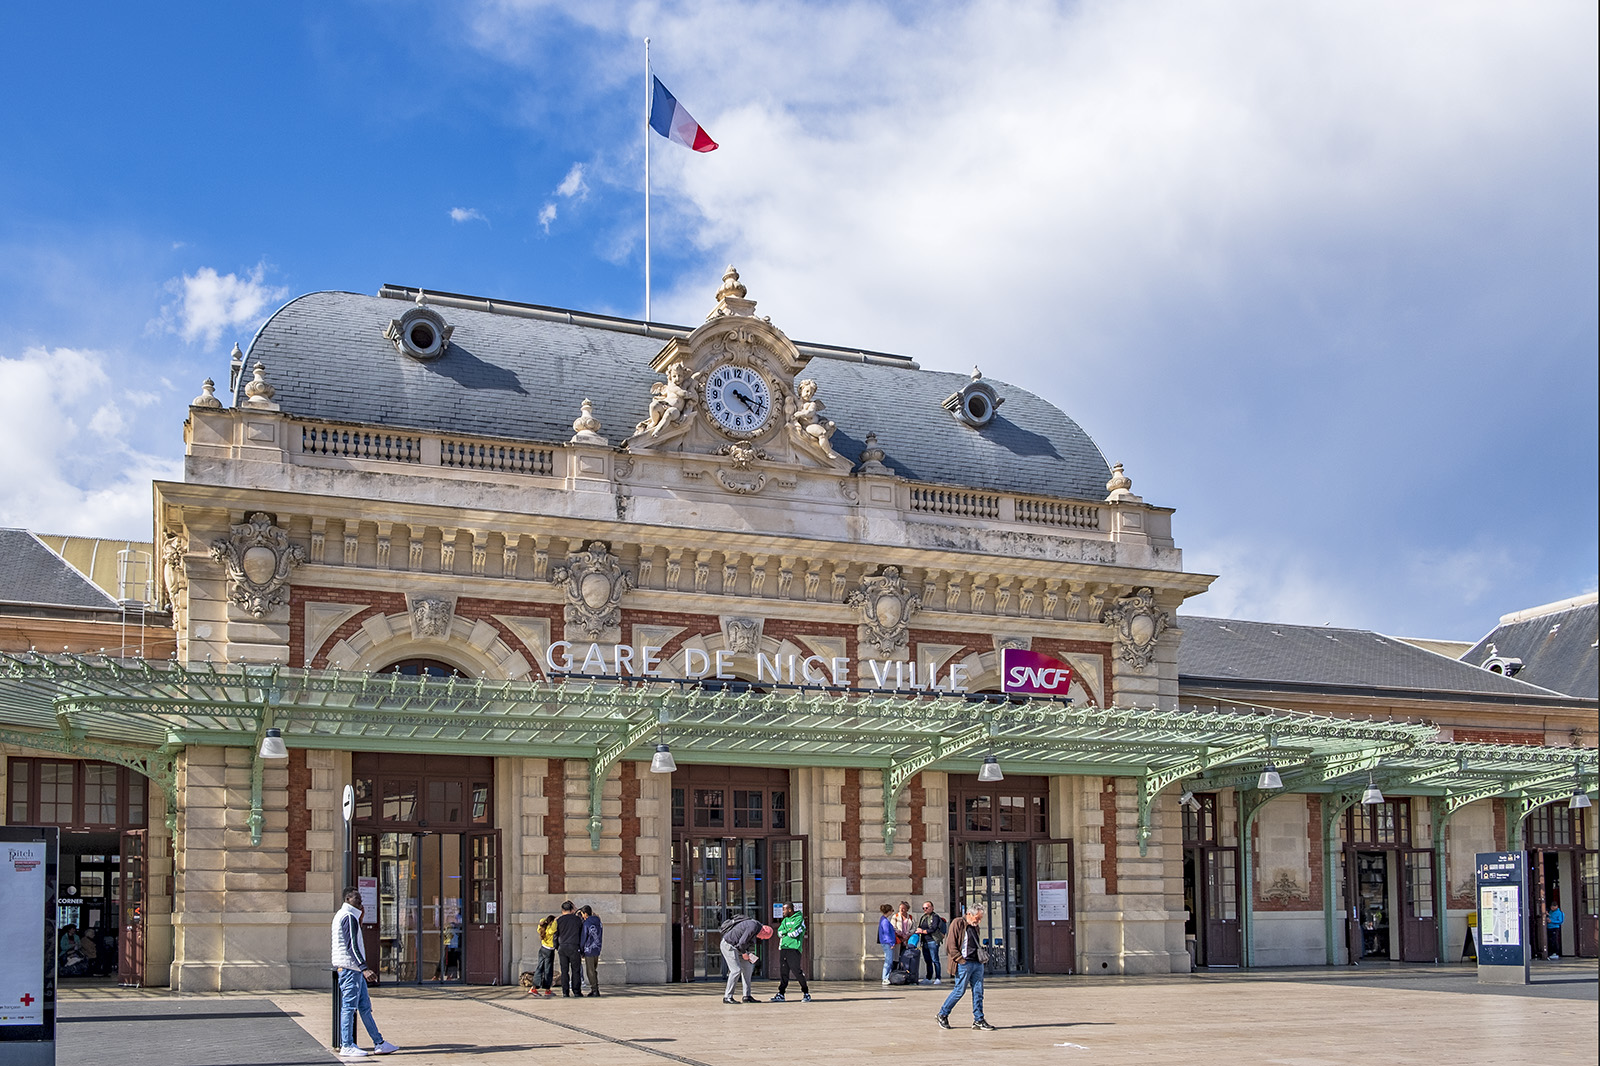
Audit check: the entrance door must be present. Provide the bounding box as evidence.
[118,829,146,987]
[690,838,768,979]
[1353,851,1392,959]
[1398,848,1438,962]
[770,837,808,969]
[1202,846,1241,966]
[1580,851,1599,957]
[1032,840,1075,973]
[463,830,501,984]
[955,840,1028,974]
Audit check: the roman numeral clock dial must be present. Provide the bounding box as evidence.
[703,363,774,437]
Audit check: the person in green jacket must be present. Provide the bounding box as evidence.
[770,903,811,1002]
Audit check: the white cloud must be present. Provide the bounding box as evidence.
[555,163,588,201]
[538,202,558,233]
[162,263,288,348]
[0,346,182,539]
[450,207,489,224]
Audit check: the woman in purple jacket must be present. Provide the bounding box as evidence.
[878,903,898,984]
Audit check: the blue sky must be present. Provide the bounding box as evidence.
[1,1,1595,642]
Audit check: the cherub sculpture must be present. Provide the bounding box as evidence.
[788,378,838,458]
[635,364,697,438]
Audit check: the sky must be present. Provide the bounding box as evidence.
[0,1,1594,642]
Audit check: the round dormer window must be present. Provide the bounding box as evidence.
[943,377,1003,428]
[961,390,992,425]
[385,305,453,361]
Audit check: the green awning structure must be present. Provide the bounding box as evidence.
[2,652,1594,854]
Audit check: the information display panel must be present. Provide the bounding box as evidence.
[1475,851,1530,986]
[1,825,58,1064]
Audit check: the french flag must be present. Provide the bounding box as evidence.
[649,75,718,153]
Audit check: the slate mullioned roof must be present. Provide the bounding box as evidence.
[1462,598,1599,700]
[244,289,1114,502]
[0,528,122,611]
[1177,614,1588,704]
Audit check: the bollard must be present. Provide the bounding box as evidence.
[330,967,342,1050]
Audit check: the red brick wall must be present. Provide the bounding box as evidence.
[620,761,641,895]
[843,768,861,895]
[287,747,310,893]
[1493,800,1506,851]
[547,760,566,897]
[291,586,559,673]
[1099,779,1118,895]
[1032,638,1115,707]
[908,772,926,896]
[1454,728,1544,745]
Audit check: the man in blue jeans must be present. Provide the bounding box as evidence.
[936,903,996,1031]
[331,886,399,1059]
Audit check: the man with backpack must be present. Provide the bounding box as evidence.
[718,913,773,1004]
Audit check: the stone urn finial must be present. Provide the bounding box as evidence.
[191,377,223,409]
[710,265,757,319]
[1107,462,1132,494]
[857,431,891,475]
[569,397,609,446]
[242,362,279,410]
[971,365,983,380]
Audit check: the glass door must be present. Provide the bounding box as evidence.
[770,837,807,970]
[691,839,728,980]
[118,829,146,987]
[463,830,501,984]
[956,840,1028,974]
[1399,848,1438,962]
[1203,846,1241,966]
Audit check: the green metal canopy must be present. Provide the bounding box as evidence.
[1,652,1593,854]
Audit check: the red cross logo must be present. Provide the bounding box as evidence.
[20,993,34,1006]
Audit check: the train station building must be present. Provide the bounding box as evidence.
[1,272,1593,990]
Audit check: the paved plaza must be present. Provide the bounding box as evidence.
[56,962,1596,1066]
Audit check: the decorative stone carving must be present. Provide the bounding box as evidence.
[384,298,454,361]
[787,379,839,460]
[1102,586,1170,669]
[410,597,454,638]
[190,378,223,409]
[209,512,305,617]
[569,398,609,446]
[160,531,188,613]
[723,617,762,655]
[942,367,1003,428]
[1105,461,1141,503]
[242,363,278,410]
[551,541,633,638]
[848,566,923,653]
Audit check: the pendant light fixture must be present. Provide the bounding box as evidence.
[1570,758,1592,809]
[1257,764,1282,790]
[650,743,677,774]
[978,755,1004,783]
[1361,771,1384,806]
[258,727,288,760]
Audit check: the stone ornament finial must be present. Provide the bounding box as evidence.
[848,566,922,653]
[709,264,757,319]
[570,398,609,446]
[191,378,223,409]
[1101,587,1169,670]
[1105,461,1141,503]
[209,512,306,617]
[857,431,891,475]
[242,363,279,410]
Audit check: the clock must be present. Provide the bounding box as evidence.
[702,363,774,436]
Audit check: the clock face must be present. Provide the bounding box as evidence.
[703,363,774,435]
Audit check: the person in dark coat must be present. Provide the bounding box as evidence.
[579,905,604,996]
[554,900,584,998]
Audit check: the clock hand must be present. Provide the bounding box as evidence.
[729,387,754,412]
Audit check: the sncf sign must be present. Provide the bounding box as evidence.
[1001,647,1076,697]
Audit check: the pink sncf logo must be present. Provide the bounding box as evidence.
[1000,647,1076,696]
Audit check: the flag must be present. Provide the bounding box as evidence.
[649,75,718,152]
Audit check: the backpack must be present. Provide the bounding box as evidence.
[718,916,749,938]
[887,967,913,985]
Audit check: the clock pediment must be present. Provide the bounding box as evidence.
[624,267,852,474]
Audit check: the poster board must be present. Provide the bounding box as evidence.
[1475,852,1529,985]
[1037,879,1071,921]
[1,826,58,1065]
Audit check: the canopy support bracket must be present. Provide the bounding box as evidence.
[882,724,991,854]
[588,714,662,850]
[1135,737,1270,855]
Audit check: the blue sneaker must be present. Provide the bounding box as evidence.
[770,993,786,1002]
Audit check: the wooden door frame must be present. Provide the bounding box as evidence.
[463,828,502,984]
[118,827,147,987]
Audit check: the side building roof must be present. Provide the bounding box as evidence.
[1177,614,1589,706]
[243,288,1115,501]
[1461,595,1598,700]
[0,529,123,611]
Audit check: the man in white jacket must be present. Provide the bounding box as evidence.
[332,886,399,1059]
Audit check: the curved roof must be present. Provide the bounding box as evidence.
[245,289,1114,501]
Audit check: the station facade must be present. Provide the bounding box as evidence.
[0,272,1593,990]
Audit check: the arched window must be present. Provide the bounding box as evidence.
[381,658,466,678]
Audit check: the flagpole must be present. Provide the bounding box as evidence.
[644,36,651,326]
